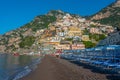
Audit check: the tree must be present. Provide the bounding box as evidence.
[90,24,96,28]
[89,34,106,41]
[83,41,96,48]
[19,36,35,48]
[83,28,90,35]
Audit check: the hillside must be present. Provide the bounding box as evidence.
[0,10,113,54]
[0,10,61,53]
[91,0,120,28]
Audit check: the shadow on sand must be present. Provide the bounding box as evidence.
[65,59,120,80]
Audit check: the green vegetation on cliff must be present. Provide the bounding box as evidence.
[91,1,120,29]
[93,15,120,28]
[23,15,56,31]
[89,34,106,41]
[83,41,96,48]
[19,36,35,48]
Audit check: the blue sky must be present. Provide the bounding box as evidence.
[0,0,115,34]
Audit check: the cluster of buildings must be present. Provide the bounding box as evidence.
[39,13,114,51]
[0,12,115,54]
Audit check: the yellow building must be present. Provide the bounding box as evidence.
[39,38,60,45]
[55,44,70,50]
[47,42,60,45]
[68,26,82,37]
[82,35,90,41]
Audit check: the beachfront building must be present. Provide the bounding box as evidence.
[55,44,70,50]
[71,44,85,50]
[54,43,85,50]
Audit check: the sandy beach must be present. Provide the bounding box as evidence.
[21,55,120,80]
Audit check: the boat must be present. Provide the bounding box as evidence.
[13,53,19,56]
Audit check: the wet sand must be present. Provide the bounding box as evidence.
[21,55,119,80]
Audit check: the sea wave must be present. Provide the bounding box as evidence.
[8,58,41,80]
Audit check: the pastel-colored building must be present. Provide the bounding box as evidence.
[47,36,61,45]
[82,35,90,41]
[55,44,70,50]
[71,44,85,50]
[90,28,101,34]
[68,26,82,37]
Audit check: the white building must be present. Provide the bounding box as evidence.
[78,18,86,23]
[57,31,68,37]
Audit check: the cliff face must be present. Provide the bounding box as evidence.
[92,0,120,20]
[91,0,120,28]
[114,0,120,7]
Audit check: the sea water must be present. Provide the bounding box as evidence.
[0,53,41,80]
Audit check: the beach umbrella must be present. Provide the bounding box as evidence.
[80,49,86,57]
[105,45,120,59]
[94,46,105,57]
[114,45,120,58]
[85,48,94,57]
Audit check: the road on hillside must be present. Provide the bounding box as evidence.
[21,55,119,80]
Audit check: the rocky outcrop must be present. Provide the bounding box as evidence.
[91,0,120,28]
